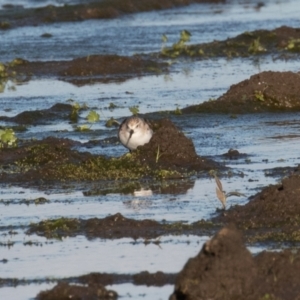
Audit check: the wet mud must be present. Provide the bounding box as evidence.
[170,226,300,300]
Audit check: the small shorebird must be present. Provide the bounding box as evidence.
[118,116,153,150]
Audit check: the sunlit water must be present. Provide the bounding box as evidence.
[1,0,300,61]
[1,0,300,299]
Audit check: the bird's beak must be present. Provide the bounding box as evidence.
[126,129,134,147]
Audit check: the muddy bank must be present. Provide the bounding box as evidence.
[214,167,300,244]
[0,0,224,29]
[170,225,300,300]
[183,70,300,113]
[27,212,218,239]
[161,26,300,59]
[5,55,168,86]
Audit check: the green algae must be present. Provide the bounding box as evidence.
[160,27,300,59]
[29,218,80,239]
[10,141,181,181]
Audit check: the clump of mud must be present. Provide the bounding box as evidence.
[36,282,117,300]
[170,225,300,300]
[183,71,300,113]
[135,118,219,172]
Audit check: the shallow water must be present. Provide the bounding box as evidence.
[1,0,300,299]
[1,0,300,61]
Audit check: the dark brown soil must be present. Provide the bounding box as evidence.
[183,71,300,114]
[135,118,220,172]
[170,226,300,300]
[7,55,168,85]
[36,282,117,300]
[0,0,224,29]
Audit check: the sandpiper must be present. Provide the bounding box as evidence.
[118,116,153,150]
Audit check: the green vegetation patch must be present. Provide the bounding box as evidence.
[1,137,184,182]
[28,218,80,239]
[160,26,300,59]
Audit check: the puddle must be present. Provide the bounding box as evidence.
[0,235,209,278]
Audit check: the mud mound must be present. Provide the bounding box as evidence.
[215,170,300,231]
[183,71,300,113]
[170,226,256,300]
[170,226,300,300]
[61,55,164,77]
[37,282,117,300]
[136,118,219,171]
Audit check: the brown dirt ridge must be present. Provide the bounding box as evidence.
[183,71,300,113]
